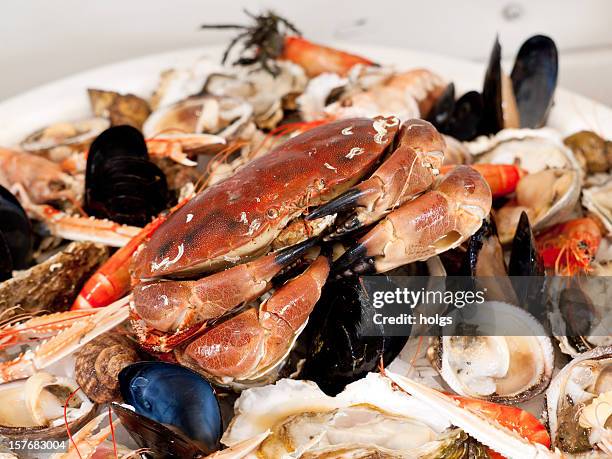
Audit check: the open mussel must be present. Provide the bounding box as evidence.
[0,184,33,281]
[85,125,169,227]
[115,361,222,457]
[291,276,408,396]
[481,35,557,135]
[427,83,483,141]
[511,35,558,129]
[432,35,557,141]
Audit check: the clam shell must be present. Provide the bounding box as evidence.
[428,301,554,403]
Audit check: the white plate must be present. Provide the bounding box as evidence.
[1,43,611,147]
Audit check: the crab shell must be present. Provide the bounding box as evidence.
[132,116,401,279]
[545,345,612,455]
[428,301,554,404]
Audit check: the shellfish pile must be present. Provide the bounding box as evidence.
[0,9,611,459]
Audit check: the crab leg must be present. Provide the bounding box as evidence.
[334,165,492,274]
[181,254,330,382]
[132,238,319,345]
[385,371,561,459]
[13,185,140,247]
[0,296,129,383]
[306,119,444,235]
[146,133,226,166]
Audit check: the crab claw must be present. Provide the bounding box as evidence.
[333,165,492,276]
[306,119,444,237]
[132,238,318,335]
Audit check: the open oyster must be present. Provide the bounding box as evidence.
[0,372,94,441]
[142,95,250,152]
[428,302,554,403]
[546,346,612,456]
[222,373,488,458]
[583,176,612,235]
[469,128,581,243]
[21,118,110,162]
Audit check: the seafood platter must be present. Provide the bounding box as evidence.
[1,10,612,459]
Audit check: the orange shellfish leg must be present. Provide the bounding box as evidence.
[334,165,492,274]
[306,119,444,234]
[183,255,330,381]
[281,35,375,78]
[132,238,318,334]
[440,163,526,198]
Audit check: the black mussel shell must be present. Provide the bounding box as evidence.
[118,361,222,455]
[0,184,33,280]
[480,36,504,135]
[85,125,168,227]
[508,211,543,276]
[112,403,204,459]
[460,218,505,277]
[427,83,456,128]
[296,277,408,396]
[559,285,598,353]
[428,84,484,141]
[445,91,483,140]
[511,35,558,128]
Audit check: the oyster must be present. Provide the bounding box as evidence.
[20,117,110,162]
[142,95,251,151]
[0,241,108,318]
[470,128,581,242]
[88,88,151,129]
[222,373,489,458]
[583,176,612,235]
[204,61,308,129]
[546,346,612,456]
[0,372,94,441]
[428,302,554,403]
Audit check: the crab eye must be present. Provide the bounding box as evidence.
[266,208,279,219]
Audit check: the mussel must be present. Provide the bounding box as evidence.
[85,125,168,227]
[115,361,222,457]
[0,184,33,281]
[431,35,558,140]
[291,276,408,396]
[427,83,483,141]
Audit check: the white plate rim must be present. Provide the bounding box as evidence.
[0,42,611,146]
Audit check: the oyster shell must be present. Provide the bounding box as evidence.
[583,176,612,235]
[546,346,612,456]
[142,95,252,150]
[21,117,110,162]
[204,61,307,129]
[469,128,581,242]
[0,372,95,441]
[222,373,462,458]
[428,301,554,403]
